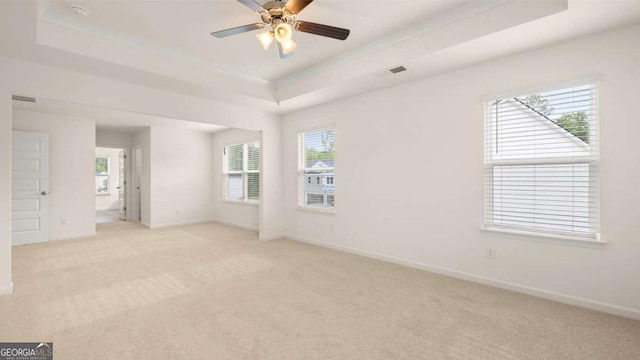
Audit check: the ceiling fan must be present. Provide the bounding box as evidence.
[211,0,350,58]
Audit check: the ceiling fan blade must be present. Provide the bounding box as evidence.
[285,0,313,14]
[237,0,264,12]
[292,21,350,40]
[211,23,265,38]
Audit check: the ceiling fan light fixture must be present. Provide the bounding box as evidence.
[274,23,293,43]
[281,39,297,55]
[210,0,351,59]
[256,30,274,50]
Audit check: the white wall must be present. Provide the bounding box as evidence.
[282,24,640,318]
[148,127,215,228]
[12,109,96,240]
[258,118,283,241]
[96,130,132,148]
[211,128,261,230]
[95,147,122,211]
[0,93,11,294]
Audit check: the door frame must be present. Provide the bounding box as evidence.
[94,144,132,221]
[131,144,143,222]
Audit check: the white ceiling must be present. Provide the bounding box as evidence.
[43,0,471,81]
[1,0,640,115]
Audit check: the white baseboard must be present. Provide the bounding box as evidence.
[259,233,284,242]
[286,235,640,320]
[0,282,14,295]
[212,219,259,232]
[211,220,280,241]
[50,231,97,241]
[147,219,215,230]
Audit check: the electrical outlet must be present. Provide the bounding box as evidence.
[487,248,496,259]
[59,218,67,226]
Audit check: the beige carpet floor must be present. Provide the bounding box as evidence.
[95,209,122,224]
[1,222,638,359]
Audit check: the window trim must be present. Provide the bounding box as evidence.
[480,226,606,248]
[222,199,260,207]
[298,125,335,212]
[222,140,260,204]
[480,76,601,103]
[296,205,336,214]
[482,82,601,244]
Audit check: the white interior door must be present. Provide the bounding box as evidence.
[118,149,126,221]
[11,131,49,246]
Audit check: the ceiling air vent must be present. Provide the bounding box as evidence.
[388,66,407,74]
[11,95,36,103]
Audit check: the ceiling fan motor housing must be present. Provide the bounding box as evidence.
[261,1,295,27]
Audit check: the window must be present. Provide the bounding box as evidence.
[95,156,109,195]
[223,141,260,202]
[484,83,599,240]
[299,127,335,210]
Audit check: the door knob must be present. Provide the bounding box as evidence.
[41,191,48,195]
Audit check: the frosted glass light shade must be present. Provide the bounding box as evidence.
[256,31,274,50]
[274,23,293,43]
[281,39,297,54]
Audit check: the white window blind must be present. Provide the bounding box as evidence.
[484,83,599,240]
[298,127,335,210]
[224,141,260,202]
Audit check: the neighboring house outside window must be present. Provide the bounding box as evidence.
[223,141,260,202]
[484,83,599,241]
[299,127,335,210]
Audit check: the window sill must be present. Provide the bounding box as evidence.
[222,200,260,206]
[480,226,606,248]
[296,206,335,215]
[96,193,111,196]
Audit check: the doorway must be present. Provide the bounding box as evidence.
[95,146,126,223]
